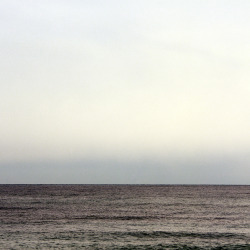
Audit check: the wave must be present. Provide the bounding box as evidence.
[41,230,247,241]
[121,231,246,240]
[0,206,37,210]
[70,215,154,220]
[115,243,250,250]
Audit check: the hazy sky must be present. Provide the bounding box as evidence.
[1,0,250,184]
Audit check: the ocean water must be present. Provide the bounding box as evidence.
[0,185,249,249]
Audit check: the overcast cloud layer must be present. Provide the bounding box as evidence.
[0,1,250,184]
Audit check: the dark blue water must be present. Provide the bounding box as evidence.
[0,185,249,249]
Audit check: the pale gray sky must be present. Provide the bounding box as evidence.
[0,1,249,183]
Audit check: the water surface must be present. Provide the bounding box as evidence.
[0,185,249,249]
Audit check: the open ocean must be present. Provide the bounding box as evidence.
[0,185,249,249]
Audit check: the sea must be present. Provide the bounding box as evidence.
[0,185,249,249]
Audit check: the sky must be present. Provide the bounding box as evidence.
[0,0,250,184]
